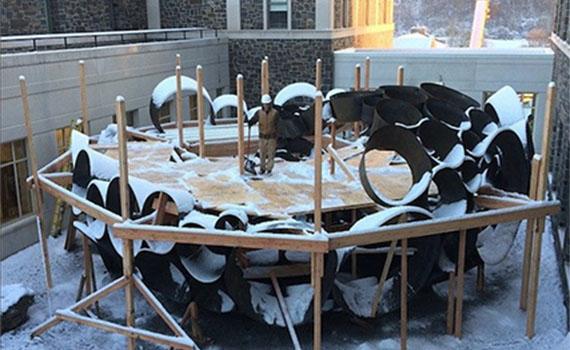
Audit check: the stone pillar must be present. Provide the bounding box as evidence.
[147,0,161,28]
[227,0,241,30]
[315,0,334,29]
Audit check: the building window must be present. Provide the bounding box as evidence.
[266,0,289,29]
[189,95,198,120]
[1,139,32,224]
[112,110,136,126]
[158,103,171,124]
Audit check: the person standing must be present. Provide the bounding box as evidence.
[249,94,279,174]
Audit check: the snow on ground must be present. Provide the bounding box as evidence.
[1,220,568,349]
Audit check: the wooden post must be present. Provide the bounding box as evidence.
[270,273,301,350]
[353,64,361,138]
[19,76,53,290]
[520,155,542,310]
[315,58,322,91]
[176,53,181,68]
[312,252,324,350]
[364,56,371,90]
[400,238,408,350]
[446,272,456,334]
[454,229,467,338]
[175,65,184,148]
[115,96,136,350]
[78,61,90,136]
[314,91,323,233]
[81,236,93,296]
[237,74,245,175]
[261,59,269,96]
[371,239,398,317]
[526,82,556,338]
[397,65,404,86]
[329,123,336,175]
[196,65,205,158]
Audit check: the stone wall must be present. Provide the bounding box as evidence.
[229,36,354,105]
[334,0,352,28]
[49,0,113,32]
[550,45,569,226]
[161,0,226,29]
[240,0,263,30]
[292,0,315,29]
[1,0,49,35]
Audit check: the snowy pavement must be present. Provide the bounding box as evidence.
[1,220,568,349]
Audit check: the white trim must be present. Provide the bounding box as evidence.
[227,0,241,30]
[225,24,394,40]
[263,0,268,30]
[146,0,161,29]
[551,33,570,58]
[287,0,292,30]
[315,0,334,30]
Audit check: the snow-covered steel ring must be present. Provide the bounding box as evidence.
[378,85,429,109]
[374,98,426,131]
[430,165,469,218]
[360,126,432,208]
[329,91,363,123]
[421,82,481,111]
[424,98,471,131]
[149,75,214,133]
[273,82,317,106]
[417,119,465,169]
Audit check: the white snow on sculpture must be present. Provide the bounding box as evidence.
[485,85,525,127]
[180,246,226,284]
[212,94,248,116]
[350,206,433,232]
[151,75,213,109]
[274,82,317,106]
[476,221,522,265]
[325,88,346,101]
[1,284,33,313]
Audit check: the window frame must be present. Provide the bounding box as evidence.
[264,0,292,30]
[1,139,32,224]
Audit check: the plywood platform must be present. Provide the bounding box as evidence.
[101,140,417,217]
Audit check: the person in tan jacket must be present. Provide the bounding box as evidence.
[249,94,280,174]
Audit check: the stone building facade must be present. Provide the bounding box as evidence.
[550,0,569,227]
[1,0,50,35]
[1,0,147,35]
[160,0,226,29]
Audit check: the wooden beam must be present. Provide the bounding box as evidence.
[315,58,322,91]
[474,194,530,209]
[400,238,408,350]
[446,272,456,334]
[329,201,559,249]
[326,144,356,181]
[112,223,329,253]
[312,252,324,350]
[19,75,53,289]
[353,64,361,138]
[527,82,556,338]
[196,65,205,158]
[115,96,136,350]
[454,229,467,338]
[243,263,310,279]
[152,193,168,225]
[364,56,371,90]
[314,91,323,233]
[78,61,90,136]
[38,149,71,174]
[176,65,184,148]
[176,53,181,68]
[329,123,337,175]
[520,155,542,310]
[38,174,122,224]
[126,128,167,142]
[270,273,302,350]
[370,239,398,317]
[237,74,245,175]
[261,58,269,96]
[397,65,404,86]
[56,310,196,349]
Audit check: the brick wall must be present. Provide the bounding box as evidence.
[1,0,49,35]
[161,0,226,29]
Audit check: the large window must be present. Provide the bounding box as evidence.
[267,0,289,29]
[1,140,32,224]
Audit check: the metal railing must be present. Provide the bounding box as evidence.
[1,28,219,53]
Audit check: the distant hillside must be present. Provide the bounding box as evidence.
[394,0,557,46]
